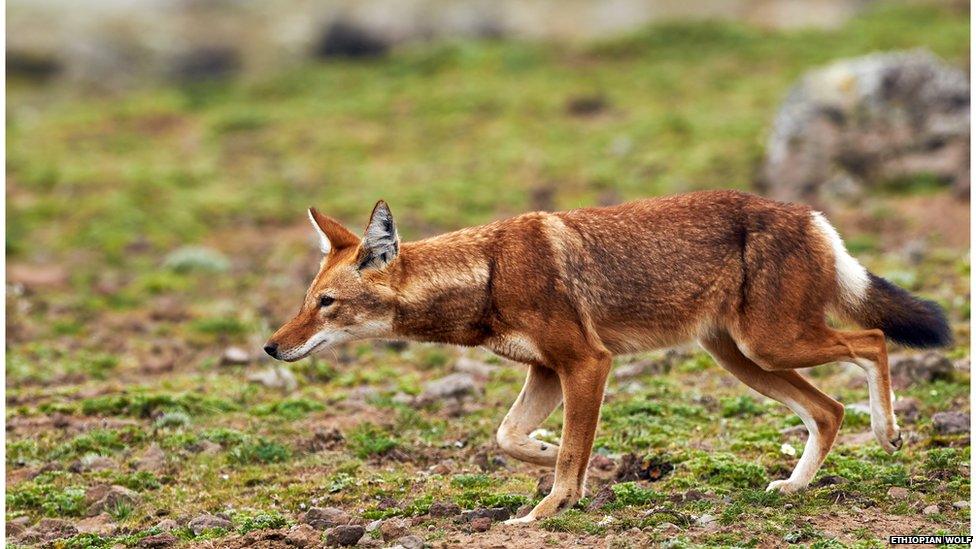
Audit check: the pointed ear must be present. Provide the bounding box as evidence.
[358,200,399,270]
[308,207,360,255]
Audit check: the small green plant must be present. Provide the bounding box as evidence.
[347,423,399,459]
[252,398,324,420]
[238,511,288,534]
[451,474,493,489]
[539,509,606,535]
[227,439,291,465]
[7,482,86,516]
[720,396,765,418]
[611,482,661,507]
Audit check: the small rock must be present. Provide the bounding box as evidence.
[428,500,461,517]
[397,534,425,549]
[813,476,847,488]
[891,353,954,387]
[303,507,351,530]
[327,524,365,546]
[887,487,910,500]
[953,359,970,372]
[428,460,454,475]
[247,366,298,392]
[933,411,970,435]
[472,447,507,472]
[454,357,497,380]
[696,514,717,526]
[614,453,674,482]
[669,489,708,503]
[586,485,617,511]
[154,518,178,532]
[190,440,222,455]
[589,454,615,471]
[76,513,117,536]
[284,524,323,548]
[416,373,479,405]
[953,500,970,509]
[138,533,178,548]
[460,507,510,522]
[470,517,492,532]
[365,520,382,532]
[71,455,117,473]
[86,485,139,516]
[188,514,233,535]
[780,424,809,438]
[379,518,410,541]
[303,427,344,453]
[696,514,718,531]
[376,497,400,511]
[894,398,921,424]
[565,94,608,117]
[657,522,680,533]
[135,444,166,472]
[515,504,533,518]
[6,516,30,537]
[536,472,555,497]
[220,346,251,365]
[21,518,78,543]
[923,504,940,515]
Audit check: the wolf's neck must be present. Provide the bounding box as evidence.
[389,232,494,346]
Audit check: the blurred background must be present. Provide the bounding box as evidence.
[6,1,971,547]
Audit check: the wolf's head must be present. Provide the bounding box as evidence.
[265,201,400,361]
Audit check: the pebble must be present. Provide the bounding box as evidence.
[221,346,251,365]
[470,517,492,532]
[188,514,233,536]
[397,535,425,549]
[427,500,461,517]
[379,518,410,541]
[303,507,351,530]
[887,487,910,500]
[138,533,178,548]
[327,525,365,546]
[923,504,940,515]
[933,411,970,435]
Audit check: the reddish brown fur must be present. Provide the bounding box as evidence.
[268,190,937,521]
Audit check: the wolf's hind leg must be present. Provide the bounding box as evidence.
[700,331,844,493]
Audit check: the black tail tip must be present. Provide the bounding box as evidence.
[871,275,953,349]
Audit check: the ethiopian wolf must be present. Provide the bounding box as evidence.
[266,190,951,522]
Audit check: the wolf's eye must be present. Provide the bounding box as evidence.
[319,295,335,308]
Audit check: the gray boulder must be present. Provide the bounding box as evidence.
[760,50,969,203]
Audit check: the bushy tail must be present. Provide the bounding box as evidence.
[847,273,952,348]
[810,211,952,349]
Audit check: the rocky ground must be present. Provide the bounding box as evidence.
[6,3,970,548]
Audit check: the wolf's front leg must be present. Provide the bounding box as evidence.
[505,351,611,524]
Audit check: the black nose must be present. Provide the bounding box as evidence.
[263,343,279,359]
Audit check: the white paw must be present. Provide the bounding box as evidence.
[766,479,804,493]
[873,422,902,454]
[503,515,536,526]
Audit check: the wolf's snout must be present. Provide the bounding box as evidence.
[263,342,280,359]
